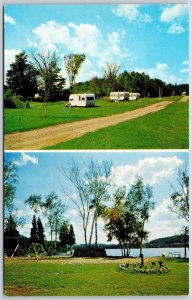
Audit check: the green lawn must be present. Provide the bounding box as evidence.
[4,258,189,296]
[4,96,180,134]
[45,100,189,150]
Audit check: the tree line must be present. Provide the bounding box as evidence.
[4,51,189,108]
[4,159,189,258]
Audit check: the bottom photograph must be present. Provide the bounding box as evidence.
[4,151,189,296]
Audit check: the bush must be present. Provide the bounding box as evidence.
[12,95,25,108]
[4,88,17,108]
[25,100,30,108]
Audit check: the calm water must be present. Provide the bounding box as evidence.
[106,247,189,258]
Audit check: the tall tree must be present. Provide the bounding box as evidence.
[31,50,65,105]
[25,192,65,246]
[4,214,20,238]
[126,177,154,257]
[4,161,18,216]
[86,160,112,247]
[169,169,189,259]
[4,215,20,255]
[64,53,86,92]
[104,187,139,257]
[68,224,76,250]
[61,161,91,247]
[30,215,38,243]
[169,169,189,222]
[37,217,45,245]
[6,51,38,99]
[102,62,120,93]
[59,221,69,247]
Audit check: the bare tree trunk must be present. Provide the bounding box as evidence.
[95,212,98,248]
[89,213,95,247]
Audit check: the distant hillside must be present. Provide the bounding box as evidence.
[74,235,185,249]
[144,235,184,248]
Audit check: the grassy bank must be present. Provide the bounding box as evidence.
[4,96,179,134]
[4,257,189,296]
[45,100,189,150]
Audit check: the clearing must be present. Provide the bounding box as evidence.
[5,100,172,150]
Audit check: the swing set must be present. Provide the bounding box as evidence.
[4,237,46,260]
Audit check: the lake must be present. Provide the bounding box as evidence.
[106,247,189,258]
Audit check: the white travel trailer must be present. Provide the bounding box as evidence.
[129,93,141,101]
[69,94,95,107]
[110,92,129,102]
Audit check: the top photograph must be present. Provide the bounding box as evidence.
[4,4,189,150]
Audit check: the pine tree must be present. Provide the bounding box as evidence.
[6,51,38,99]
[68,224,76,248]
[30,215,38,243]
[4,214,20,255]
[37,217,45,245]
[59,221,69,247]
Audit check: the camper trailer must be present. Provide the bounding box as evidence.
[129,93,140,100]
[110,92,129,102]
[69,94,95,107]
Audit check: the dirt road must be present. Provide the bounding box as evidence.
[5,100,172,150]
[180,96,189,102]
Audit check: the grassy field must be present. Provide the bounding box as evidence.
[45,100,189,150]
[4,96,180,134]
[4,257,189,296]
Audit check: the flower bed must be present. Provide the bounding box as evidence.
[119,260,170,274]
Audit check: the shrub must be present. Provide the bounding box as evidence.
[4,88,17,108]
[25,100,30,108]
[12,95,25,108]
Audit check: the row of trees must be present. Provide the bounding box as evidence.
[73,70,189,99]
[4,50,189,108]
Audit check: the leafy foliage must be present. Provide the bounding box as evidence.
[6,51,38,99]
[64,53,85,92]
[4,161,18,213]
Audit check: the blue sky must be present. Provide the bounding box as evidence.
[4,4,189,85]
[4,151,189,244]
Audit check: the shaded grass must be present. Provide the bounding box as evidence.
[4,96,180,133]
[4,258,189,296]
[45,100,188,150]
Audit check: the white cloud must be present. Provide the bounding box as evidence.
[160,4,188,23]
[14,152,38,167]
[32,20,70,49]
[180,60,189,74]
[135,62,182,84]
[111,156,183,187]
[146,198,187,240]
[4,49,21,82]
[112,5,152,23]
[30,20,132,83]
[4,13,16,25]
[167,23,184,34]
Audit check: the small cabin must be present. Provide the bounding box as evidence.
[69,94,95,107]
[129,93,140,101]
[110,92,129,102]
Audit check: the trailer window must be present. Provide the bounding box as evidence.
[87,97,94,101]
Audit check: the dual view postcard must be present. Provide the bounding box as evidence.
[3,3,189,297]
